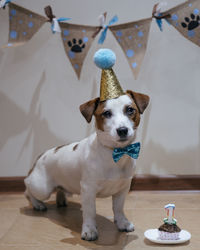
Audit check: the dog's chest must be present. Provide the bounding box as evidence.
[102,156,135,179]
[92,155,135,197]
[96,177,132,198]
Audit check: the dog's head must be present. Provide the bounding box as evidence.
[80,90,149,148]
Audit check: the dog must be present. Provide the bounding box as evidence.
[24,90,149,241]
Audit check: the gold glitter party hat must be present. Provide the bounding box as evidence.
[94,49,124,102]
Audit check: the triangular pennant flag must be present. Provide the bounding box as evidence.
[60,22,98,79]
[110,18,152,79]
[164,0,200,47]
[6,3,47,47]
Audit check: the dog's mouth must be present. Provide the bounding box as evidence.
[118,138,128,142]
[115,137,132,148]
[116,133,136,145]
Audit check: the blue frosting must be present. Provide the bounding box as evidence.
[94,49,116,69]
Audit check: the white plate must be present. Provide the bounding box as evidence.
[144,229,191,244]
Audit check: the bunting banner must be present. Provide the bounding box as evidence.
[60,23,99,78]
[1,1,200,79]
[6,3,47,47]
[163,0,200,47]
[110,18,152,79]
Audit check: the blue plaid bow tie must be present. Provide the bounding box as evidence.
[112,142,141,163]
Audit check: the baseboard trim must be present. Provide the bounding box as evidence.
[0,175,200,192]
[0,177,25,192]
[131,175,200,190]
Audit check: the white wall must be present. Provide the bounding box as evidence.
[0,0,199,177]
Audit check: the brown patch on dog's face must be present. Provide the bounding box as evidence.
[123,101,141,129]
[94,101,107,131]
[126,90,150,114]
[125,90,149,130]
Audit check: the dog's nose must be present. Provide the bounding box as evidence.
[117,127,128,138]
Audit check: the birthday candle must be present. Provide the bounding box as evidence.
[165,204,175,224]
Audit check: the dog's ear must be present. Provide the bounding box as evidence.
[79,97,100,123]
[126,90,150,114]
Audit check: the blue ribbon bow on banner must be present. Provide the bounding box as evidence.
[112,142,141,163]
[155,13,170,31]
[0,0,11,9]
[98,15,118,44]
[51,17,71,33]
[44,5,71,34]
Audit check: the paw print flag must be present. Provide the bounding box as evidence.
[164,0,200,47]
[60,23,98,79]
[110,18,152,79]
[5,3,47,47]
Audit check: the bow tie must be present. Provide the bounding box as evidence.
[112,142,141,163]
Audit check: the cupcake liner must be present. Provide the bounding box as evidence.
[159,230,180,240]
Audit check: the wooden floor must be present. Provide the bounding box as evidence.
[0,191,199,249]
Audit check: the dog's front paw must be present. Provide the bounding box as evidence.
[115,218,135,232]
[81,224,98,241]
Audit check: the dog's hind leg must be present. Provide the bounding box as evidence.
[24,167,55,211]
[56,186,67,207]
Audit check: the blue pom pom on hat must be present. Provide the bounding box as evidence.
[94,48,124,101]
[94,48,116,69]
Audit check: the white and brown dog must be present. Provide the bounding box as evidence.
[24,90,149,241]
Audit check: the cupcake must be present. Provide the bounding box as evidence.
[158,204,181,240]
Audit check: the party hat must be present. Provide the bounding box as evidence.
[94,49,124,101]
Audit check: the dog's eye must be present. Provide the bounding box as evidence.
[126,106,135,116]
[102,110,112,118]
